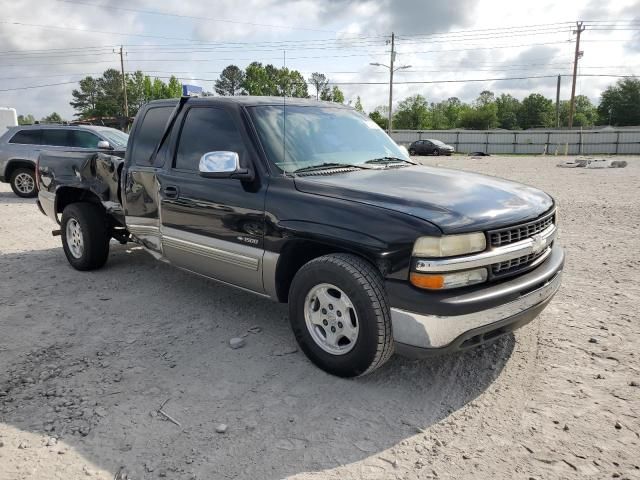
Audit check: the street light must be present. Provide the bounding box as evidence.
[370,62,411,133]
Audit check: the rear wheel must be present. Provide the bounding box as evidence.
[409,148,416,156]
[61,203,110,271]
[10,168,37,198]
[432,148,440,156]
[288,253,394,377]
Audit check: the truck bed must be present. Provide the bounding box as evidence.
[38,150,126,224]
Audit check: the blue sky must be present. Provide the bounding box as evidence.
[0,0,639,119]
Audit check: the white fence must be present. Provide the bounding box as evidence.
[391,128,640,155]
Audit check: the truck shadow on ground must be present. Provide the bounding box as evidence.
[0,245,515,479]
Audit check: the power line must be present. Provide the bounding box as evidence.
[1,73,636,94]
[53,0,338,33]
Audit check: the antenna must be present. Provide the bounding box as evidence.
[282,49,286,175]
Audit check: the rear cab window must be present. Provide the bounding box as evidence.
[131,106,174,167]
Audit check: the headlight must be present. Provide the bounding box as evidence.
[412,232,486,258]
[410,268,488,290]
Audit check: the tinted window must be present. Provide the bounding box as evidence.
[71,130,101,148]
[9,129,41,145]
[175,108,244,171]
[132,106,173,166]
[42,129,73,147]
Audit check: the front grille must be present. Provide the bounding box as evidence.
[489,211,555,248]
[491,248,549,276]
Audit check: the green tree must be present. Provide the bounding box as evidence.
[495,94,521,129]
[17,114,36,125]
[97,68,125,117]
[41,112,63,123]
[308,72,329,100]
[354,96,364,113]
[597,77,640,126]
[165,76,182,98]
[459,91,498,129]
[70,76,101,117]
[559,95,597,127]
[242,62,307,97]
[518,93,554,129]
[215,65,245,96]
[330,86,344,103]
[393,95,430,129]
[71,70,184,119]
[126,70,147,115]
[368,106,389,130]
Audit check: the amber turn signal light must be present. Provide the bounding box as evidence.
[410,272,445,289]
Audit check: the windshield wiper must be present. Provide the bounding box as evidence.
[365,156,416,166]
[292,162,373,174]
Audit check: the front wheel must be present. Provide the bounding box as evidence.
[288,254,394,377]
[61,203,110,271]
[10,168,37,198]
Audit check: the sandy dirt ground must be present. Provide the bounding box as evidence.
[0,155,639,480]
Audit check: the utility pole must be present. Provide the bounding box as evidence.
[370,33,410,134]
[555,74,561,128]
[568,21,585,129]
[118,45,129,124]
[388,32,395,134]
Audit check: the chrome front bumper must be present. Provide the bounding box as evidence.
[390,248,563,353]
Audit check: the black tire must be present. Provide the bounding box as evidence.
[10,167,37,198]
[61,203,110,271]
[409,148,416,156]
[288,253,394,377]
[432,148,440,156]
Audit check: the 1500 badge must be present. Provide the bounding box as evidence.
[237,235,259,245]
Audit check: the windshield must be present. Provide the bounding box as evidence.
[249,105,409,173]
[429,139,445,146]
[99,128,129,147]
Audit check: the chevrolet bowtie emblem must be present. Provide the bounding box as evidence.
[531,233,547,254]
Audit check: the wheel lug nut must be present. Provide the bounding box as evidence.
[328,304,333,310]
[323,319,328,326]
[337,311,342,317]
[322,308,327,314]
[338,322,343,328]
[331,326,336,333]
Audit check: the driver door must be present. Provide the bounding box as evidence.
[158,105,268,294]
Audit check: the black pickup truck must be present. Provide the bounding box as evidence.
[37,96,564,377]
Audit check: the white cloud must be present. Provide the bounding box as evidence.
[0,0,638,120]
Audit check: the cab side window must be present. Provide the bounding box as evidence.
[174,107,245,171]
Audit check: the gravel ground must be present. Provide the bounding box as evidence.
[0,155,639,480]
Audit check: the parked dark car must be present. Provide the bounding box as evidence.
[409,139,454,156]
[37,97,563,378]
[0,125,128,197]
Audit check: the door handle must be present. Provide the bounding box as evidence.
[163,185,179,199]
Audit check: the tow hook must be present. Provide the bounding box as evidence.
[51,229,61,236]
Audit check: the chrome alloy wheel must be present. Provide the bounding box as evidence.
[304,283,359,355]
[66,218,84,259]
[15,172,35,194]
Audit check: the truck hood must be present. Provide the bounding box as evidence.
[293,165,553,234]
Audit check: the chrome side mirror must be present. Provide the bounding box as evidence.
[198,151,252,180]
[97,140,111,150]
